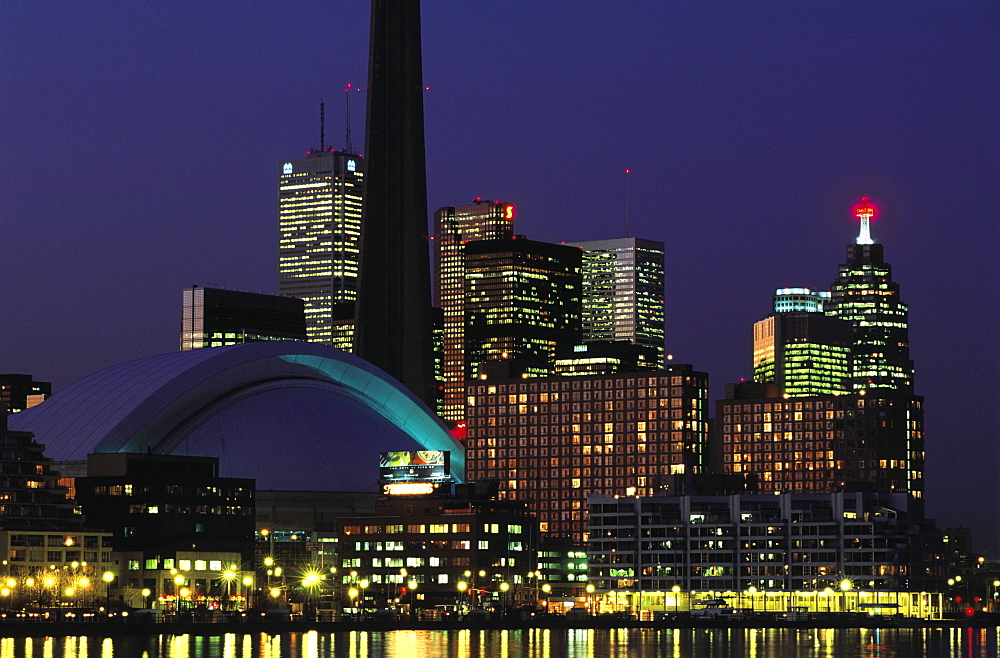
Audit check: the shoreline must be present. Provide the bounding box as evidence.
[0,617,996,638]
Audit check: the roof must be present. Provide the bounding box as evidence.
[8,342,464,491]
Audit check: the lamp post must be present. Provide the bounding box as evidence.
[141,588,151,609]
[408,579,418,617]
[586,583,596,614]
[222,569,237,611]
[840,579,853,613]
[746,586,757,613]
[457,581,468,611]
[541,584,551,612]
[102,571,115,615]
[499,582,510,612]
[672,585,681,616]
[348,588,359,617]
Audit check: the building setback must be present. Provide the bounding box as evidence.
[180,285,307,351]
[465,366,709,543]
[433,200,515,422]
[278,150,364,351]
[587,490,944,617]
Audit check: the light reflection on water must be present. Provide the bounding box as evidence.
[0,627,995,657]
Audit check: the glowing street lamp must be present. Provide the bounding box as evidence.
[586,583,596,614]
[499,582,510,611]
[102,571,115,613]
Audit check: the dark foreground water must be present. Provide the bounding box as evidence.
[0,627,998,657]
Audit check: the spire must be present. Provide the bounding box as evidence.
[854,196,876,245]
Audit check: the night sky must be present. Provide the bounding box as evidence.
[3,2,997,551]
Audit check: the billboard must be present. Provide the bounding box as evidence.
[379,450,450,483]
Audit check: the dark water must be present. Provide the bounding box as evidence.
[1,627,998,657]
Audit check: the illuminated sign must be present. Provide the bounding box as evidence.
[503,204,515,221]
[854,196,877,221]
[282,162,293,175]
[347,159,356,172]
[383,482,436,496]
[379,450,450,482]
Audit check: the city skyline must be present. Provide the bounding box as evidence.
[2,2,996,549]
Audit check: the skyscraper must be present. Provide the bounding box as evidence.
[278,150,364,351]
[180,285,307,351]
[566,238,666,366]
[826,198,913,393]
[355,0,435,407]
[464,236,582,381]
[752,310,853,397]
[433,199,515,421]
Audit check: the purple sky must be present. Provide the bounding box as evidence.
[3,2,997,551]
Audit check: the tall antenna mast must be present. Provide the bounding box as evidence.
[345,83,354,154]
[624,168,632,237]
[320,98,326,151]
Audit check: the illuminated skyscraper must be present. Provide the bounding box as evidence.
[566,238,665,366]
[277,151,364,351]
[180,285,306,351]
[433,199,515,421]
[826,197,913,393]
[752,307,852,397]
[464,237,582,381]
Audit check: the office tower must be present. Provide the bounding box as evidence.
[355,0,435,408]
[464,237,582,381]
[0,374,51,414]
[180,285,307,351]
[566,238,666,366]
[716,382,925,501]
[277,150,364,350]
[773,287,830,313]
[826,198,913,393]
[433,200,515,421]
[465,365,709,543]
[752,312,853,396]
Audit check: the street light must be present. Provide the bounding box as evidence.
[586,583,596,614]
[840,579,853,613]
[141,588,151,609]
[102,571,115,614]
[541,584,551,611]
[499,582,510,611]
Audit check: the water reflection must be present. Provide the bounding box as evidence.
[0,628,995,657]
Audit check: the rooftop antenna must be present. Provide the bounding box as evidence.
[624,168,632,238]
[854,196,877,245]
[345,83,354,154]
[319,97,326,151]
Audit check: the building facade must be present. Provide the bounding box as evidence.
[0,374,51,415]
[772,287,830,313]
[74,453,255,609]
[567,238,666,367]
[336,493,538,610]
[716,383,925,501]
[464,236,582,381]
[433,200,515,422]
[465,366,709,543]
[826,215,913,393]
[587,491,944,617]
[180,285,307,350]
[278,150,364,351]
[752,312,853,397]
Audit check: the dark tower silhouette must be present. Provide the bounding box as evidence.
[355,0,435,407]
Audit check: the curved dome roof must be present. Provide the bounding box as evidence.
[8,343,464,491]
